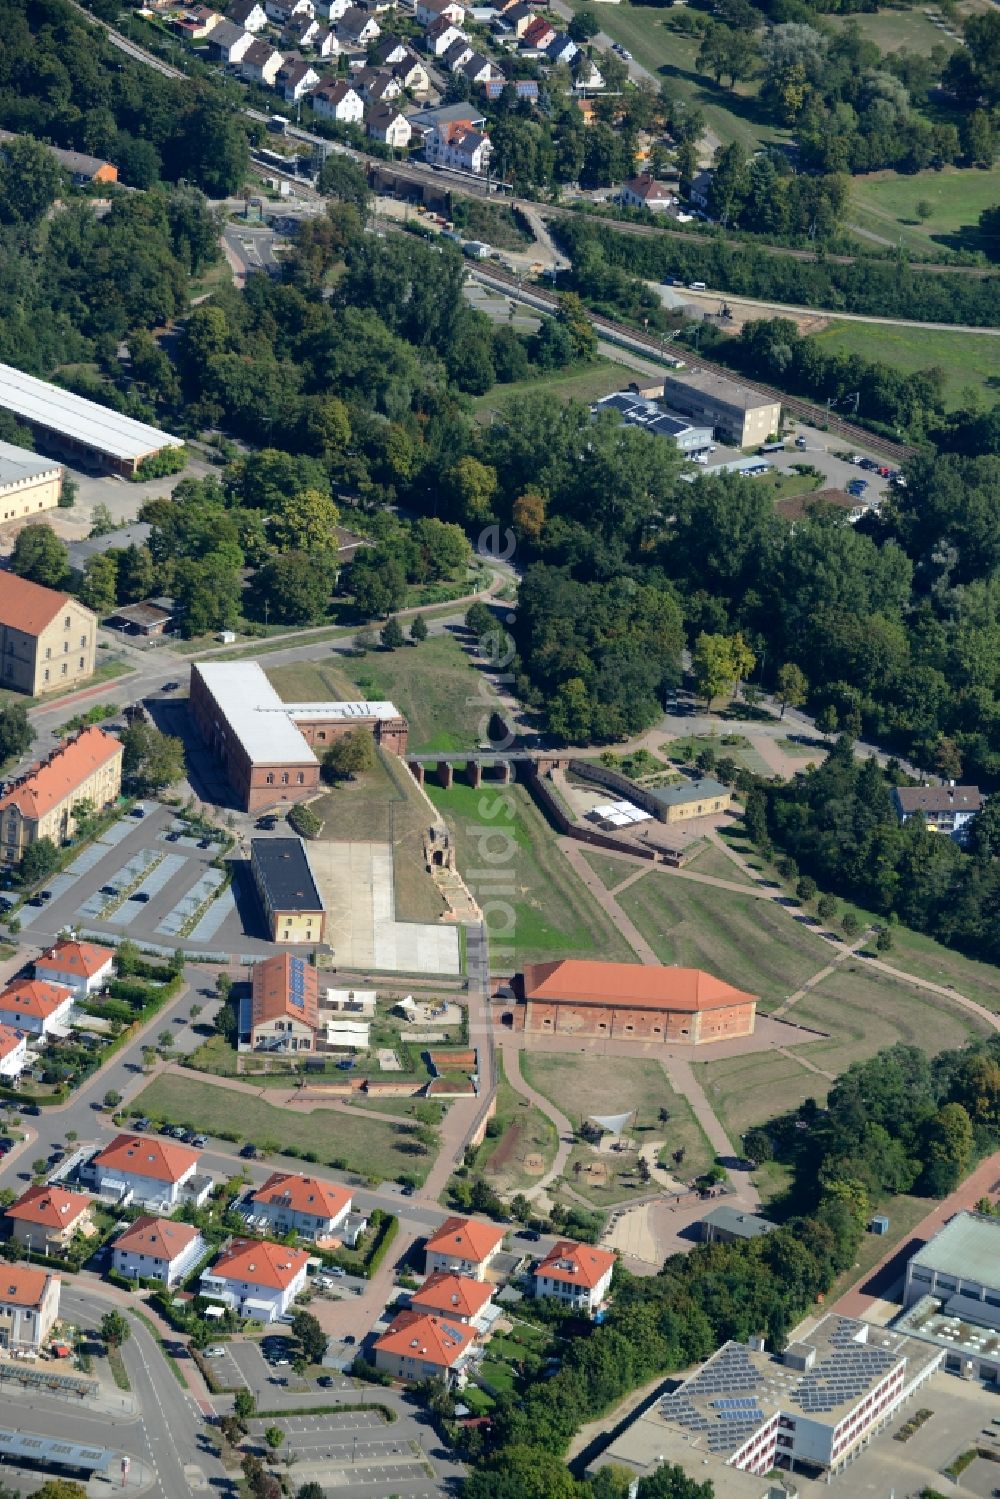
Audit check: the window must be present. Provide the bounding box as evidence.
[80,636,87,648]
[44,669,50,682]
[45,647,51,660]
[64,616,70,628]
[281,773,289,785]
[296,772,304,785]
[62,663,67,675]
[266,773,275,785]
[79,657,85,669]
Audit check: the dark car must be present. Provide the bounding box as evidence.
[0,896,14,912]
[859,458,878,471]
[165,832,181,843]
[400,1184,414,1197]
[240,1143,258,1158]
[39,890,52,901]
[343,1334,356,1346]
[132,891,150,903]
[27,896,44,907]
[516,1229,541,1241]
[161,681,179,692]
[129,807,145,819]
[197,839,211,850]
[100,885,118,896]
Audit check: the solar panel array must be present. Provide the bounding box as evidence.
[795,1344,895,1415]
[289,956,306,1010]
[660,1345,769,1453]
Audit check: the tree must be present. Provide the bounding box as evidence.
[323,730,376,781]
[32,1483,89,1499]
[19,838,58,886]
[318,156,372,215]
[776,662,808,718]
[0,703,33,765]
[251,552,336,626]
[291,1310,327,1364]
[841,911,860,938]
[568,8,599,40]
[80,553,119,615]
[117,544,156,604]
[409,614,428,644]
[0,137,65,225]
[691,632,756,709]
[816,704,839,740]
[103,1089,122,1109]
[174,553,242,637]
[264,1426,285,1451]
[796,876,817,903]
[100,1310,130,1348]
[10,524,68,587]
[380,616,405,650]
[297,1485,326,1499]
[876,927,894,953]
[269,488,340,558]
[121,722,185,793]
[817,893,838,921]
[557,292,597,362]
[465,601,495,639]
[59,477,78,509]
[234,1389,257,1426]
[933,736,963,781]
[90,503,118,539]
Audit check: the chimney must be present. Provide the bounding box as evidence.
[748,1335,766,1353]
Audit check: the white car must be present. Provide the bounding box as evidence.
[204,1347,227,1358]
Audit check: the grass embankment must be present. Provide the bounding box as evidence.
[810,320,1000,409]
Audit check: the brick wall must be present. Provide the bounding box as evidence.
[525,997,755,1045]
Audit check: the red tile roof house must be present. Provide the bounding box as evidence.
[5,1184,94,1255]
[112,1216,206,1287]
[374,1310,475,1383]
[88,1134,205,1211]
[424,1216,505,1280]
[409,1272,494,1328]
[619,172,677,213]
[532,1240,616,1315]
[0,1026,26,1080]
[0,978,73,1038]
[250,1171,352,1242]
[34,939,114,998]
[201,1239,310,1322]
[0,1264,61,1352]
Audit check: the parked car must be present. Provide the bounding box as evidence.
[204,1346,227,1358]
[132,891,150,903]
[132,1118,150,1132]
[240,1143,258,1158]
[516,1229,541,1241]
[330,1266,346,1278]
[860,458,878,471]
[100,885,118,896]
[192,1134,208,1148]
[129,807,145,819]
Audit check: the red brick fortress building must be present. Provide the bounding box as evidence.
[519,960,757,1046]
[189,661,408,812]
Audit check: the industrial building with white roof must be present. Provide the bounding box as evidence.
[0,363,183,476]
[0,438,63,522]
[188,661,407,811]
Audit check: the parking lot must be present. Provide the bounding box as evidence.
[245,1412,439,1498]
[16,803,259,956]
[209,1335,360,1399]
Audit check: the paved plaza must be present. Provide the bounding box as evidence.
[308,840,461,975]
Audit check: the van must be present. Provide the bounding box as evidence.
[688,280,707,291]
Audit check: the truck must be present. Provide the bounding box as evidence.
[462,240,491,259]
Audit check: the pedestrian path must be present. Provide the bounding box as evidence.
[498,1040,574,1201]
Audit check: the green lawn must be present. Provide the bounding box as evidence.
[662,733,774,779]
[572,3,788,153]
[133,1074,433,1185]
[335,634,502,754]
[790,961,993,1076]
[695,1050,826,1142]
[877,926,1000,1013]
[580,851,637,891]
[521,1051,715,1186]
[471,358,629,419]
[810,321,1000,410]
[426,779,641,965]
[847,166,999,260]
[616,872,830,1007]
[826,7,959,56]
[684,841,756,886]
[472,1052,559,1194]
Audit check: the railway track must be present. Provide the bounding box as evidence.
[471,263,917,463]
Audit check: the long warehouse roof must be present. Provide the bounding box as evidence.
[0,438,61,486]
[194,662,320,766]
[0,363,183,462]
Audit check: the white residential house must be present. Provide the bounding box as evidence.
[392,51,430,91]
[337,5,381,43]
[0,979,73,1039]
[460,51,495,82]
[201,1240,310,1322]
[424,18,465,54]
[210,20,257,62]
[0,1027,26,1080]
[532,1240,616,1314]
[112,1217,206,1287]
[283,14,322,44]
[355,65,403,101]
[0,1266,61,1353]
[373,33,409,63]
[34,939,114,998]
[424,119,491,174]
[366,105,412,146]
[250,1172,353,1241]
[620,172,677,213]
[315,28,340,54]
[227,0,269,29]
[266,0,314,19]
[89,1134,203,1211]
[546,32,578,63]
[442,36,474,69]
[241,38,286,84]
[319,0,352,19]
[574,55,604,90]
[277,57,321,99]
[416,0,465,22]
[312,78,364,120]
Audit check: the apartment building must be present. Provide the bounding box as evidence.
[0,573,96,696]
[0,726,123,866]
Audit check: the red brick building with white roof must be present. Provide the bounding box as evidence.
[5,1184,93,1254]
[533,1239,616,1314]
[410,1271,493,1327]
[0,977,73,1038]
[374,1310,475,1382]
[112,1215,206,1286]
[424,1216,505,1280]
[89,1133,202,1210]
[35,939,114,997]
[201,1239,310,1322]
[251,1171,352,1242]
[0,1025,26,1079]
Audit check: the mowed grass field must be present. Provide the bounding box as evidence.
[695,1050,828,1142]
[615,872,830,1007]
[827,7,958,55]
[879,926,1000,1013]
[810,321,1000,409]
[426,780,640,965]
[580,850,637,891]
[847,167,999,259]
[471,358,629,419]
[133,1074,432,1184]
[269,632,498,755]
[475,1053,559,1194]
[573,2,788,153]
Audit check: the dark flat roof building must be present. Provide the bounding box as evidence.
[250,837,325,943]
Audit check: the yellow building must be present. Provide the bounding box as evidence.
[0,572,97,696]
[0,726,123,866]
[250,837,325,943]
[0,441,63,523]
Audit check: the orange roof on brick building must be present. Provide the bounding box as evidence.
[252,1171,352,1219]
[114,1215,202,1259]
[375,1310,475,1367]
[0,573,74,635]
[425,1215,504,1263]
[410,1272,492,1319]
[0,978,73,1022]
[209,1238,309,1290]
[0,727,122,821]
[521,960,756,1013]
[535,1239,616,1289]
[6,1184,91,1230]
[93,1133,200,1185]
[251,953,319,1031]
[36,939,115,979]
